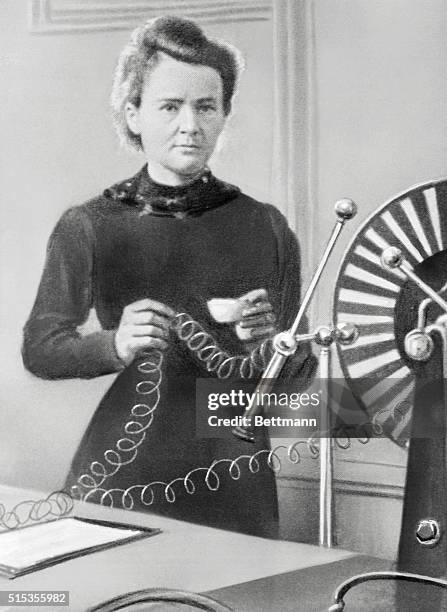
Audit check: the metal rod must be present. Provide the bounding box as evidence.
[232,339,299,443]
[290,203,355,336]
[424,323,447,483]
[417,297,432,330]
[329,571,447,612]
[403,264,447,314]
[233,200,357,443]
[382,247,447,314]
[319,345,334,548]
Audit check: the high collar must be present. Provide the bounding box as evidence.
[104,165,240,219]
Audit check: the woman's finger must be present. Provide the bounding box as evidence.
[239,288,268,304]
[249,326,276,339]
[130,325,170,339]
[127,311,172,330]
[127,298,176,319]
[241,302,273,318]
[238,313,276,328]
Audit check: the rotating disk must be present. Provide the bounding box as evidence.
[333,178,447,444]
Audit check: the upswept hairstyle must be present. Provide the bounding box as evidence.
[111,16,244,151]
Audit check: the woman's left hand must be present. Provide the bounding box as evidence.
[237,288,277,342]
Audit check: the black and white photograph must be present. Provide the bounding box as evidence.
[2,1,447,610]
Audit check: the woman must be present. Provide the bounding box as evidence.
[22,16,316,538]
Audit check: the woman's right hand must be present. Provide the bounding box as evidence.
[114,298,176,366]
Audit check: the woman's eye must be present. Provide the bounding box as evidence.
[161,103,178,113]
[198,104,216,114]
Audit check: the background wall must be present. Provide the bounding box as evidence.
[311,0,447,321]
[2,0,447,560]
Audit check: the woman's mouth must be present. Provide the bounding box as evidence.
[175,144,201,155]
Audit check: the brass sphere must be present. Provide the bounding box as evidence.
[336,322,359,345]
[381,246,403,269]
[334,198,357,220]
[314,326,335,347]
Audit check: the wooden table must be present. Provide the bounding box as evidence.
[0,486,394,611]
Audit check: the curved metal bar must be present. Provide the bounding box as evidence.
[328,571,447,611]
[87,588,233,612]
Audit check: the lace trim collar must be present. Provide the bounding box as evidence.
[104,165,240,219]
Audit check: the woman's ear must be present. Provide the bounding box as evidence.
[125,102,141,135]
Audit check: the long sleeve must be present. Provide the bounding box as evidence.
[22,207,124,379]
[266,205,318,386]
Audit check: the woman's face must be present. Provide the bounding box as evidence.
[126,53,226,185]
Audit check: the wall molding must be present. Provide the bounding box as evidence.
[29,0,272,34]
[270,0,311,271]
[277,474,404,500]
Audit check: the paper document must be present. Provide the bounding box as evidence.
[0,517,160,578]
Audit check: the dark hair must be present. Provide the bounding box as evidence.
[111,16,244,150]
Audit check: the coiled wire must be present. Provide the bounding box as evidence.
[79,438,322,509]
[73,312,274,500]
[0,312,275,529]
[0,312,405,528]
[70,349,164,499]
[172,312,274,378]
[0,423,399,529]
[321,400,409,450]
[0,491,73,531]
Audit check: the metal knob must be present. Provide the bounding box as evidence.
[416,519,441,547]
[314,326,335,347]
[381,246,404,269]
[335,199,357,220]
[335,322,359,346]
[273,331,297,356]
[404,330,434,361]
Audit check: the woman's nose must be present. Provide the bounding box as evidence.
[178,106,199,134]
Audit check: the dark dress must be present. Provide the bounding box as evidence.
[23,166,316,538]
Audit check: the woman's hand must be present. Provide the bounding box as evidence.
[236,288,277,342]
[114,298,175,366]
